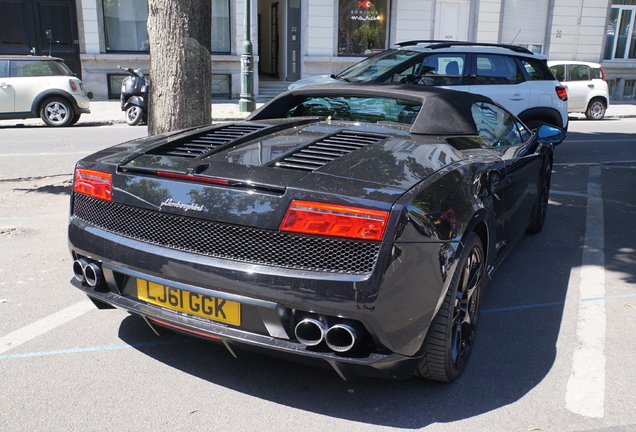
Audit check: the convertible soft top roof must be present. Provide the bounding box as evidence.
[247,83,495,136]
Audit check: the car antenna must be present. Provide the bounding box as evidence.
[510,29,521,45]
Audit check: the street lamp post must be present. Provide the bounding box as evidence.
[239,0,256,112]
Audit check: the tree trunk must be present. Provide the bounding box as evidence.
[147,0,211,136]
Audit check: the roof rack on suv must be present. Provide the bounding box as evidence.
[395,40,534,55]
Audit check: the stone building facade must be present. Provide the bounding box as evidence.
[4,0,632,101]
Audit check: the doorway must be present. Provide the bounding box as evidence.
[0,0,81,76]
[257,0,301,82]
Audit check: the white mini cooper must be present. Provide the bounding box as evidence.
[0,56,91,126]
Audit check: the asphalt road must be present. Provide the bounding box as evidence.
[0,119,635,432]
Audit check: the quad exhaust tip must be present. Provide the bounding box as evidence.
[325,324,357,353]
[294,318,326,347]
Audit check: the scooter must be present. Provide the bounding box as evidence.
[118,66,149,126]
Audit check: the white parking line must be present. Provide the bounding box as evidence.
[565,166,606,418]
[0,300,94,356]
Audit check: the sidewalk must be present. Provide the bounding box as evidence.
[2,99,635,127]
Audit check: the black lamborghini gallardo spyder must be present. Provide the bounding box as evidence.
[68,84,565,381]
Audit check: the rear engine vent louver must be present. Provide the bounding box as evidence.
[149,124,269,158]
[275,130,390,171]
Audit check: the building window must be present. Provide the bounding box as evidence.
[212,74,231,98]
[625,79,636,100]
[338,0,389,55]
[516,44,543,55]
[103,0,149,52]
[107,74,126,99]
[212,0,231,53]
[604,1,636,60]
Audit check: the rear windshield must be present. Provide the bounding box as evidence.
[518,57,555,81]
[286,96,421,125]
[11,60,73,77]
[338,49,422,82]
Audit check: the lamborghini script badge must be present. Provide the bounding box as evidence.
[160,198,204,212]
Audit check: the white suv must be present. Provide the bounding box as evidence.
[289,41,569,131]
[548,60,609,120]
[0,56,91,126]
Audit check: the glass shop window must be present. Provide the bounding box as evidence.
[338,0,390,55]
[103,0,150,52]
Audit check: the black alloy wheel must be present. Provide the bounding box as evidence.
[527,159,552,234]
[416,232,485,382]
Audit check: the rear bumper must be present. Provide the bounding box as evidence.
[73,95,91,113]
[72,269,420,381]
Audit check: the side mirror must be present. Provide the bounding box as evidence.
[536,124,566,145]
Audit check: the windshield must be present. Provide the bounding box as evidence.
[338,49,422,82]
[286,96,421,125]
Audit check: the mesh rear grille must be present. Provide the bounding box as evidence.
[149,124,269,158]
[275,130,390,171]
[72,193,380,274]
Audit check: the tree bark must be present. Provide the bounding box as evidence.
[147,0,211,136]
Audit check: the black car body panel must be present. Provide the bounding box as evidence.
[68,84,559,380]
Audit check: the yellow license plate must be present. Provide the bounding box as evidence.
[137,279,241,326]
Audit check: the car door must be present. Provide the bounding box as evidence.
[468,53,530,118]
[0,59,14,113]
[9,60,53,112]
[472,101,540,247]
[562,64,591,111]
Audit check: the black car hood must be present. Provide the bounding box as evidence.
[80,118,480,229]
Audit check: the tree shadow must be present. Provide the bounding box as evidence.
[0,122,120,129]
[15,182,72,195]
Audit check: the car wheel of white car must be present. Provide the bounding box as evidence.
[40,97,75,127]
[585,99,606,120]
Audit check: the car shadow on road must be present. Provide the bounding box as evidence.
[116,172,588,429]
[0,122,119,129]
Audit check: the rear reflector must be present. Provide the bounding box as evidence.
[556,86,568,101]
[73,169,112,201]
[147,317,222,341]
[280,200,389,241]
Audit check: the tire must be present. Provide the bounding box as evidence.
[585,99,606,120]
[527,158,552,234]
[415,233,485,382]
[40,97,75,127]
[126,106,144,126]
[69,114,81,126]
[523,119,544,132]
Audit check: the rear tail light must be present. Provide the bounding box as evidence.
[280,200,389,241]
[73,169,112,201]
[556,85,568,101]
[600,66,606,81]
[69,79,78,92]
